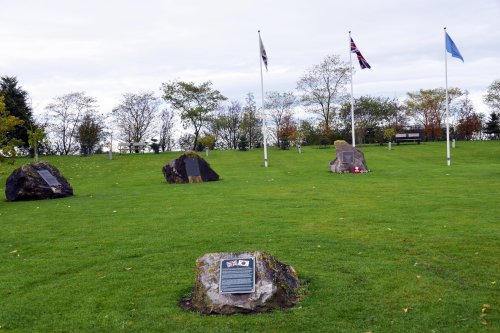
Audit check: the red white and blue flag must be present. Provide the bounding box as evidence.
[350,38,371,69]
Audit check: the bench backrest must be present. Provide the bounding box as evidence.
[395,134,407,138]
[407,133,420,138]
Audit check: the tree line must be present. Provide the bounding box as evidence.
[1,55,499,160]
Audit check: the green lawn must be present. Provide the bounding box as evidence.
[0,141,499,332]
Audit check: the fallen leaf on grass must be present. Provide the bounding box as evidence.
[416,275,421,280]
[402,307,409,313]
[490,281,496,285]
[125,267,132,271]
[481,304,490,313]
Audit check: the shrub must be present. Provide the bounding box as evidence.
[238,136,248,151]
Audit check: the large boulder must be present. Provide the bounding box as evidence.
[329,141,369,173]
[5,161,73,201]
[182,251,299,315]
[162,151,219,184]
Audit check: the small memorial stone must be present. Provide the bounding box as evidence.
[182,251,299,315]
[5,162,73,201]
[329,140,369,173]
[162,151,219,184]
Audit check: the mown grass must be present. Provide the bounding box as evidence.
[0,141,499,332]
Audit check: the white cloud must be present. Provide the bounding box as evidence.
[1,0,499,117]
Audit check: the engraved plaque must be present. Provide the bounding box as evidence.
[185,158,201,177]
[342,151,354,164]
[219,257,255,294]
[37,169,61,187]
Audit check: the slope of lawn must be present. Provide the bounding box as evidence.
[0,141,498,332]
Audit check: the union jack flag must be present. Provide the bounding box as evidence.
[226,260,238,268]
[350,38,371,69]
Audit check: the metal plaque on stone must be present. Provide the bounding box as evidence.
[342,151,354,164]
[219,257,255,294]
[37,169,61,187]
[185,158,201,177]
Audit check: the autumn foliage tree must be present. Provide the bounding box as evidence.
[405,88,462,140]
[0,96,24,163]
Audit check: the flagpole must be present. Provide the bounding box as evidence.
[444,27,451,166]
[349,31,356,147]
[258,30,268,168]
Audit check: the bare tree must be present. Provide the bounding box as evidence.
[296,54,350,135]
[265,91,296,146]
[113,92,159,145]
[211,100,243,149]
[484,79,500,112]
[159,109,175,152]
[45,92,97,155]
[241,92,262,148]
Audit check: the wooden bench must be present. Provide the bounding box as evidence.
[118,142,147,153]
[395,133,421,145]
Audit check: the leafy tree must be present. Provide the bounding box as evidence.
[483,79,500,112]
[77,113,103,156]
[339,96,392,144]
[241,92,262,148]
[456,92,483,140]
[113,92,159,146]
[277,114,297,148]
[0,76,34,148]
[149,138,160,154]
[264,91,296,147]
[0,96,24,164]
[296,54,350,134]
[45,92,98,155]
[196,135,216,151]
[296,119,321,145]
[404,88,462,141]
[484,112,499,139]
[27,127,47,162]
[238,135,248,151]
[161,81,226,150]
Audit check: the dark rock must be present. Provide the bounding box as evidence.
[162,151,219,184]
[329,140,369,173]
[5,161,73,201]
[184,251,299,315]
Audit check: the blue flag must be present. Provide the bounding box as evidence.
[445,32,464,62]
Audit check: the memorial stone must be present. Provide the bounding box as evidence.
[329,141,369,173]
[182,251,299,315]
[162,151,219,184]
[5,162,73,201]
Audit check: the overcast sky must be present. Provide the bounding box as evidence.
[1,0,499,117]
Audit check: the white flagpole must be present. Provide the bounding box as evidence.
[349,31,356,147]
[258,30,268,168]
[444,27,451,166]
